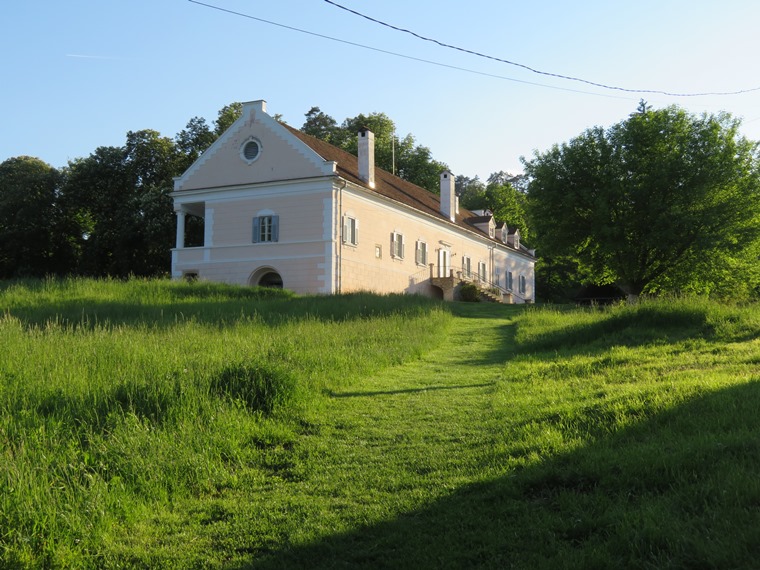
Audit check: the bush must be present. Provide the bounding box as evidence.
[459,283,481,303]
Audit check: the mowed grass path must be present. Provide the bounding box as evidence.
[178,304,520,569]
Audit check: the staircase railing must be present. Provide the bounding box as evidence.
[430,264,531,303]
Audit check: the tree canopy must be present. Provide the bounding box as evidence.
[524,103,760,298]
[458,173,530,243]
[0,156,74,277]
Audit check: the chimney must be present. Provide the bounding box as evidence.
[358,128,375,189]
[440,170,456,222]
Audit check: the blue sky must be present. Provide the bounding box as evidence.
[3,0,760,179]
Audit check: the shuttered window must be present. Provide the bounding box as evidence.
[391,232,405,259]
[415,241,428,265]
[342,216,358,246]
[252,215,279,243]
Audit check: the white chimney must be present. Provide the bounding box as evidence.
[440,170,456,222]
[358,128,375,188]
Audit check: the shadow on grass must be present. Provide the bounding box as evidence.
[514,302,759,356]
[231,380,760,569]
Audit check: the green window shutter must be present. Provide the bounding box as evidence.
[252,217,261,243]
[272,215,279,242]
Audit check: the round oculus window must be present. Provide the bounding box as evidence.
[241,139,261,162]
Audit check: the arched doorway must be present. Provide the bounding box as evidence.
[249,267,284,289]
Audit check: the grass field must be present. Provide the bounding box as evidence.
[1,279,759,568]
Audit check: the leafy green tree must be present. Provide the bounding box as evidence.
[456,175,486,210]
[0,156,76,277]
[302,106,339,143]
[175,116,215,172]
[485,183,530,243]
[215,102,243,136]
[457,173,530,241]
[524,103,760,298]
[62,130,180,277]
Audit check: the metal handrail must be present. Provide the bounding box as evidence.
[431,264,530,303]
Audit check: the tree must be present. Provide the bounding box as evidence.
[0,156,75,277]
[215,102,243,136]
[484,182,530,243]
[62,130,180,277]
[524,103,760,298]
[175,116,215,172]
[458,173,530,241]
[302,107,338,143]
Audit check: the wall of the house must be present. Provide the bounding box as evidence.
[338,186,535,301]
[172,179,335,294]
[492,248,535,302]
[178,105,329,192]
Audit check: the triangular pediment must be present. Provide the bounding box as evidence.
[174,101,335,192]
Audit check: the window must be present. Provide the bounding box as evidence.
[462,255,471,278]
[375,244,382,259]
[342,215,358,246]
[478,261,487,283]
[253,215,279,243]
[391,232,405,259]
[506,271,513,291]
[240,138,262,163]
[415,240,428,266]
[519,274,527,295]
[514,235,520,250]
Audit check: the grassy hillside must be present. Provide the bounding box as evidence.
[0,278,450,568]
[1,281,759,568]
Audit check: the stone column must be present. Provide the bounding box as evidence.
[175,209,186,249]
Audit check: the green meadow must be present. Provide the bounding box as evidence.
[1,279,759,569]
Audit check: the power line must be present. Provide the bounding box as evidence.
[324,0,760,98]
[186,0,635,101]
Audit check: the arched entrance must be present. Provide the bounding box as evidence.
[248,267,284,289]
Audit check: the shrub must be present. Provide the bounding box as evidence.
[459,283,481,303]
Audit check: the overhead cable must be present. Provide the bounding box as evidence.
[323,0,760,97]
[187,0,634,100]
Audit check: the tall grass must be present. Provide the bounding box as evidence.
[0,278,450,568]
[484,298,760,568]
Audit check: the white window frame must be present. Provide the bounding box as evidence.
[253,214,279,243]
[415,240,428,266]
[506,270,513,291]
[478,261,487,283]
[462,255,472,278]
[342,215,358,246]
[519,274,527,295]
[391,232,405,259]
